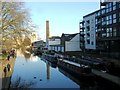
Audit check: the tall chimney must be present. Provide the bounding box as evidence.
[46,20,50,40]
[46,20,50,48]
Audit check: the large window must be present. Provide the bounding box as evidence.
[113,13,116,23]
[106,3,112,13]
[96,11,100,16]
[106,28,112,37]
[101,9,105,15]
[106,15,112,25]
[113,1,116,10]
[102,17,106,25]
[113,1,116,6]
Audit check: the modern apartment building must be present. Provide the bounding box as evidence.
[80,0,120,58]
[96,0,120,56]
[83,13,96,50]
[80,11,96,52]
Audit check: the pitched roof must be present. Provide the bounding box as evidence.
[61,33,78,41]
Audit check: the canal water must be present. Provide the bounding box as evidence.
[10,49,80,88]
[10,49,119,89]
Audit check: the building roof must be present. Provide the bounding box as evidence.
[83,8,105,18]
[61,33,79,41]
[49,36,61,40]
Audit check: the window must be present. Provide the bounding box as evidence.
[113,14,116,18]
[113,6,116,10]
[86,26,90,31]
[91,41,94,45]
[106,16,109,20]
[109,28,112,37]
[95,19,97,24]
[113,1,116,11]
[106,15,112,25]
[113,1,116,6]
[109,7,112,12]
[87,40,90,44]
[86,20,90,25]
[106,8,108,13]
[113,19,116,23]
[102,9,105,14]
[106,2,113,13]
[106,28,112,37]
[113,13,116,23]
[102,17,106,25]
[113,27,116,36]
[106,4,108,8]
[102,33,106,37]
[109,20,112,24]
[109,3,112,7]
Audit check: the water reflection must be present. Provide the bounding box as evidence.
[10,49,79,88]
[41,57,57,68]
[46,63,50,80]
[10,76,36,88]
[20,48,31,60]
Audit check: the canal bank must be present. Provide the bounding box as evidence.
[0,57,16,89]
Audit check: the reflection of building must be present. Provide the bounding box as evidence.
[46,63,50,80]
[58,67,80,86]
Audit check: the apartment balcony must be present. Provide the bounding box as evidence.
[80,40,85,42]
[80,21,85,25]
[80,31,85,35]
[80,27,85,30]
[100,0,108,6]
[80,34,85,37]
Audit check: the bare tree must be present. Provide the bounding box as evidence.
[1,1,35,49]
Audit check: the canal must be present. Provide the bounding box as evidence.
[9,49,119,89]
[10,49,80,88]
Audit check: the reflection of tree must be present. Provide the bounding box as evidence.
[10,77,36,88]
[20,47,31,60]
[23,53,31,60]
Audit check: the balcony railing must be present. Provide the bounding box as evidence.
[100,0,108,6]
[80,21,85,24]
